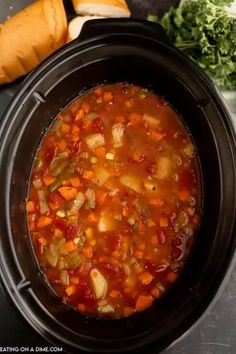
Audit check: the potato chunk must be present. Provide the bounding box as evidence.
[120,174,142,193]
[98,304,114,314]
[84,133,105,150]
[93,166,110,186]
[98,211,116,232]
[112,123,125,148]
[155,157,172,180]
[90,268,108,299]
[142,114,160,127]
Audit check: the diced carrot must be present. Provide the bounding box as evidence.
[103,91,113,103]
[82,120,92,130]
[61,123,70,134]
[147,218,156,227]
[178,189,190,201]
[115,115,125,123]
[65,240,75,252]
[150,287,161,298]
[94,87,103,97]
[75,109,84,121]
[160,217,169,227]
[28,213,35,223]
[82,170,94,180]
[151,235,158,246]
[58,139,67,152]
[82,246,93,259]
[89,239,96,247]
[38,237,47,246]
[58,187,77,201]
[123,307,135,317]
[134,250,143,260]
[135,294,153,312]
[26,201,36,213]
[109,290,121,298]
[43,175,56,186]
[138,222,146,233]
[81,102,90,113]
[95,146,106,160]
[61,180,70,186]
[138,272,154,285]
[192,213,200,224]
[87,212,99,223]
[132,153,139,161]
[78,303,86,312]
[70,276,80,285]
[69,177,81,188]
[125,100,132,108]
[29,222,35,231]
[37,216,52,228]
[150,131,164,141]
[137,243,146,251]
[149,198,164,206]
[71,124,80,135]
[166,272,178,283]
[132,152,145,163]
[95,190,107,205]
[85,228,94,239]
[111,250,121,259]
[49,201,59,210]
[129,113,141,125]
[65,285,76,296]
[122,206,130,217]
[54,228,63,238]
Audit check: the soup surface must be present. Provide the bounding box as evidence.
[27,83,201,318]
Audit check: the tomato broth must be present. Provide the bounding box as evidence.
[27,83,201,318]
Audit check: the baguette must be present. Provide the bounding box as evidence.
[0,0,67,84]
[72,0,131,17]
[67,15,104,42]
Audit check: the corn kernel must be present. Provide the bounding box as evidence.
[56,210,65,218]
[106,152,115,160]
[85,227,94,239]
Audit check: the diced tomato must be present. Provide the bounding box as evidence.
[65,223,78,240]
[54,217,68,231]
[91,118,104,132]
[79,262,92,277]
[106,233,122,252]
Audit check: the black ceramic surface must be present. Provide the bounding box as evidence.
[0,2,235,350]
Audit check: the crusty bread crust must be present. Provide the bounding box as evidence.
[0,0,67,84]
[72,0,131,16]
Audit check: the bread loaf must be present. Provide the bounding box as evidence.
[72,0,131,18]
[0,0,67,84]
[67,15,104,42]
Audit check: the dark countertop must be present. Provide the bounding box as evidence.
[0,1,236,353]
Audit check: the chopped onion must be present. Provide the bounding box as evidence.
[112,123,125,148]
[98,304,114,314]
[60,270,69,286]
[142,113,160,127]
[70,192,85,214]
[85,188,96,209]
[84,133,105,150]
[37,190,49,215]
[33,178,43,190]
[83,112,98,121]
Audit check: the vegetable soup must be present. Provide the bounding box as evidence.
[27,83,201,318]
